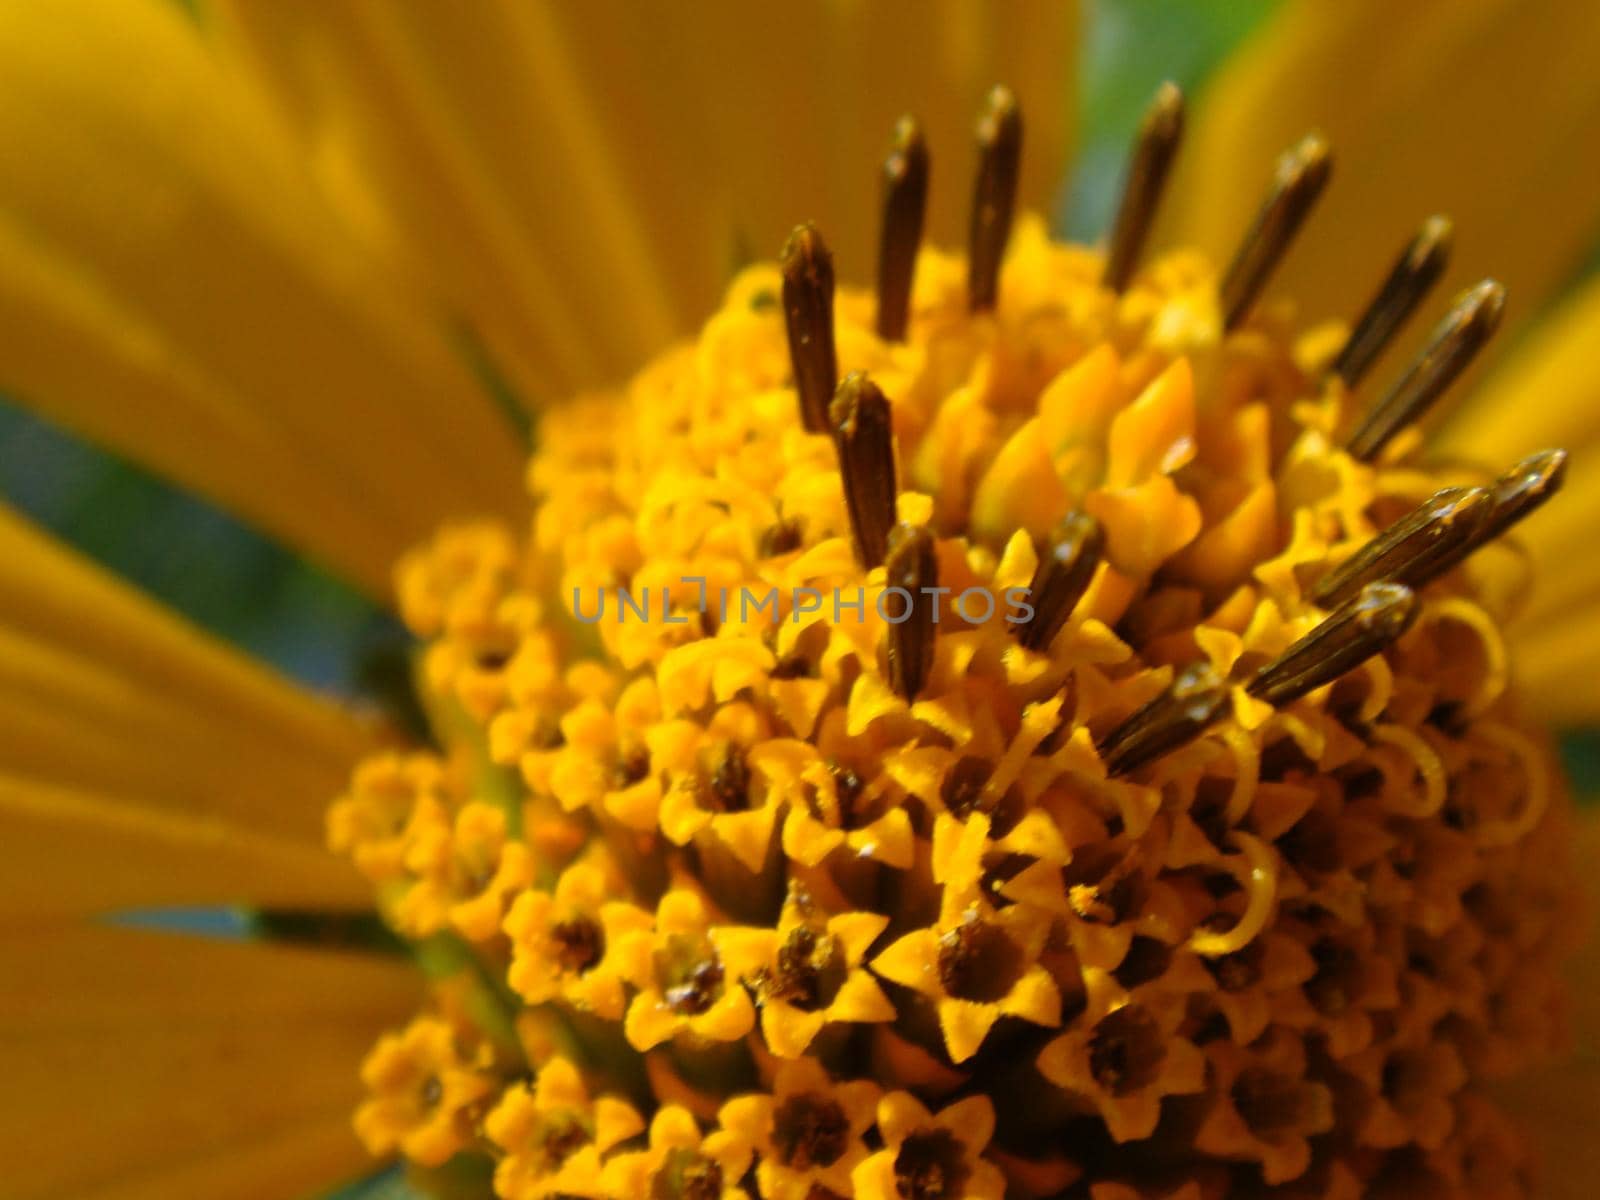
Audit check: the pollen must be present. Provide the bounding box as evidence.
[342,81,1577,1198]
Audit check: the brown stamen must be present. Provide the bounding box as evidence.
[1432,448,1568,573]
[1345,279,1506,461]
[1103,81,1185,293]
[1247,582,1419,707]
[893,1128,971,1200]
[830,372,898,568]
[1312,487,1491,607]
[967,85,1022,313]
[1331,215,1453,387]
[877,115,929,342]
[1220,132,1332,331]
[782,223,838,432]
[1099,662,1229,776]
[1016,511,1104,651]
[884,523,938,701]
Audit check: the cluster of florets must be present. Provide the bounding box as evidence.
[334,215,1576,1199]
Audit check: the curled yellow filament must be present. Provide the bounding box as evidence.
[1371,724,1447,819]
[1189,831,1277,957]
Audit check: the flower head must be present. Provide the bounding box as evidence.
[329,79,1585,1197]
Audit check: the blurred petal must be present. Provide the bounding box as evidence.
[0,773,368,916]
[1164,0,1600,375]
[0,501,369,843]
[1444,275,1600,685]
[0,0,525,597]
[1441,273,1600,720]
[215,0,1078,400]
[0,923,418,1200]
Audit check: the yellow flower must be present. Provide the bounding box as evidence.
[3,3,1599,1198]
[353,1015,497,1167]
[850,1092,1006,1200]
[733,884,896,1058]
[502,856,652,1020]
[1036,966,1206,1143]
[872,880,1062,1065]
[718,1058,880,1200]
[616,888,760,1051]
[484,1056,644,1200]
[599,1103,755,1200]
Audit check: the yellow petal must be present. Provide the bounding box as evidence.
[0,773,367,916]
[0,922,418,1200]
[0,503,368,842]
[218,1,1077,396]
[938,996,1000,1064]
[1443,274,1600,691]
[1085,477,1202,577]
[1165,0,1600,375]
[0,0,524,596]
[970,418,1070,544]
[1103,359,1196,489]
[871,930,941,993]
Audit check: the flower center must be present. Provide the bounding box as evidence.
[549,916,604,975]
[1087,1005,1166,1096]
[655,933,725,1015]
[936,915,1026,1004]
[771,1094,851,1170]
[651,1148,724,1200]
[893,1128,970,1200]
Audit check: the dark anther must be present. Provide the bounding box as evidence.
[612,748,651,788]
[1098,662,1230,776]
[830,372,898,568]
[703,742,751,813]
[967,85,1023,313]
[782,223,838,433]
[549,916,604,974]
[1428,448,1568,575]
[884,523,938,701]
[1345,279,1506,461]
[1086,1004,1165,1096]
[1016,511,1104,652]
[936,914,1026,1003]
[651,1148,724,1200]
[772,924,847,1012]
[658,934,725,1015]
[1103,81,1185,292]
[1220,132,1332,331]
[893,1128,971,1200]
[1330,215,1452,387]
[1312,487,1491,607]
[1247,582,1419,708]
[771,1094,851,1170]
[940,756,993,822]
[759,517,803,557]
[877,115,930,342]
[419,1074,443,1110]
[829,761,867,827]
